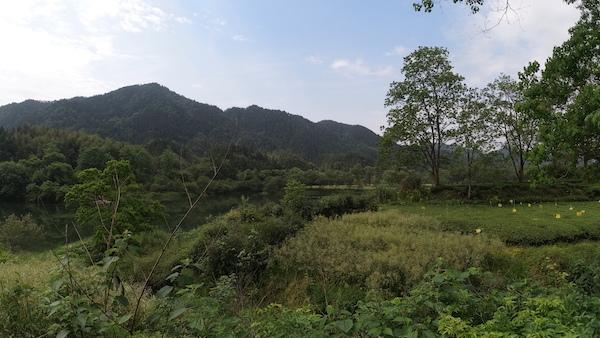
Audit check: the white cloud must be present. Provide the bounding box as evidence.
[232,34,250,42]
[448,0,580,86]
[330,59,394,77]
[305,55,324,64]
[386,45,409,57]
[0,0,189,104]
[193,11,226,30]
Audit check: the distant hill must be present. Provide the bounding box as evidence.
[0,83,380,164]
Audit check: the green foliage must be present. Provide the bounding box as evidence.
[191,205,302,285]
[0,161,28,199]
[282,179,313,219]
[314,194,378,218]
[0,283,48,337]
[383,46,465,186]
[0,214,43,251]
[65,160,164,252]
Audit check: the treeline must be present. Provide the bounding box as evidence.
[0,126,377,203]
[382,1,600,191]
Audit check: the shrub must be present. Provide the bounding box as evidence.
[191,206,302,284]
[400,174,422,192]
[314,194,378,218]
[0,214,44,251]
[0,284,48,337]
[282,179,313,219]
[0,246,10,263]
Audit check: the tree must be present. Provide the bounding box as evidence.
[77,146,112,170]
[413,0,485,13]
[282,179,311,219]
[0,214,43,251]
[383,46,465,186]
[0,161,28,200]
[413,0,580,14]
[65,160,164,252]
[453,88,492,198]
[525,0,600,177]
[484,73,538,182]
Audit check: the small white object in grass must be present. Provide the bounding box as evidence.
[475,228,482,234]
[498,203,503,208]
[512,208,517,213]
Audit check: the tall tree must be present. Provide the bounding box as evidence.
[484,73,538,182]
[383,46,465,186]
[453,88,492,198]
[526,0,600,175]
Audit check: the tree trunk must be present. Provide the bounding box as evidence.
[467,151,472,200]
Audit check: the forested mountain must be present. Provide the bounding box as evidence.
[0,83,380,164]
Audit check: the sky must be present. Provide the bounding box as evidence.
[0,0,581,134]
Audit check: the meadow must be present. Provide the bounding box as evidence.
[388,201,600,245]
[2,194,600,336]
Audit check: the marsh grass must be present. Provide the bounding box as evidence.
[275,210,503,297]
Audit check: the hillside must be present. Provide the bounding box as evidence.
[0,83,380,164]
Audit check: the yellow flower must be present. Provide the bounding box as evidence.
[576,211,582,217]
[555,214,561,219]
[512,208,517,213]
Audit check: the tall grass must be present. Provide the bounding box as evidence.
[276,210,503,295]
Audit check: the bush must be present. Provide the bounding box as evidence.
[0,284,48,337]
[0,214,44,251]
[191,206,302,285]
[282,179,313,219]
[314,194,378,218]
[0,246,10,263]
[400,174,422,192]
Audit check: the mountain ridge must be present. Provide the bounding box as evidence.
[0,83,380,164]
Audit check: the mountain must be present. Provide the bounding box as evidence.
[0,83,380,163]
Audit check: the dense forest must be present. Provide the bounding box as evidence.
[1,0,600,337]
[0,84,380,165]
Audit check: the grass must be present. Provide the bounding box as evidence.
[386,201,600,245]
[275,210,503,298]
[0,251,56,289]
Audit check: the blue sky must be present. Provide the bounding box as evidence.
[0,0,580,133]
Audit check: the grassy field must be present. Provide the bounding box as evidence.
[386,201,600,245]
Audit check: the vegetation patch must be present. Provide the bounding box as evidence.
[276,211,503,297]
[391,202,600,245]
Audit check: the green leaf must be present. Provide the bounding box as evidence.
[56,329,69,338]
[333,319,353,333]
[156,285,173,298]
[326,304,335,316]
[102,256,119,272]
[115,294,129,306]
[118,313,132,324]
[166,272,180,282]
[168,307,189,320]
